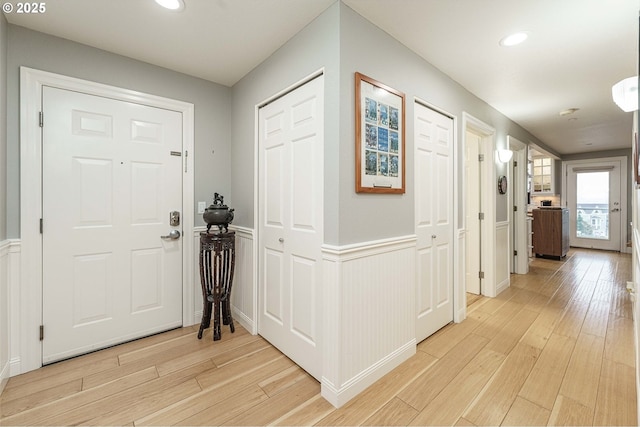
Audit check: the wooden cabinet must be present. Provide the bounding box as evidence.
[532,208,569,259]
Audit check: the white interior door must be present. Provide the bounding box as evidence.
[414,103,454,342]
[258,75,324,380]
[42,86,183,363]
[465,131,481,295]
[566,160,622,251]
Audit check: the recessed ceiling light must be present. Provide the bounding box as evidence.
[499,32,529,47]
[154,0,184,11]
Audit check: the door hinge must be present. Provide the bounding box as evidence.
[479,271,485,279]
[39,111,43,128]
[184,150,188,173]
[478,154,484,162]
[39,218,43,234]
[514,205,518,212]
[39,325,44,341]
[514,160,518,167]
[479,212,484,220]
[514,250,518,256]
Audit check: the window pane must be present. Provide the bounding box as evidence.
[531,156,553,193]
[576,171,609,240]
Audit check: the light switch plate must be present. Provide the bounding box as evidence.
[197,201,206,214]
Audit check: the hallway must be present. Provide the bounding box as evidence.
[0,248,636,425]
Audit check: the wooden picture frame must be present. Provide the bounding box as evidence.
[355,72,405,193]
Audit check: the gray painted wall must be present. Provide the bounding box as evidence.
[4,3,592,244]
[0,15,7,241]
[0,12,8,390]
[5,25,232,238]
[230,2,341,240]
[230,2,555,245]
[338,3,551,240]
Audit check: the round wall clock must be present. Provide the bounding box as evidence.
[498,175,508,194]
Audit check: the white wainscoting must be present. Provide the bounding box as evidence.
[495,221,511,295]
[1,240,21,386]
[321,235,417,408]
[0,240,10,393]
[192,226,256,335]
[634,225,640,413]
[456,229,466,321]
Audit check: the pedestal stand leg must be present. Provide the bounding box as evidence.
[198,299,212,339]
[213,298,221,341]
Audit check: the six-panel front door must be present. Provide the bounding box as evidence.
[258,75,324,380]
[414,103,454,343]
[42,86,183,363]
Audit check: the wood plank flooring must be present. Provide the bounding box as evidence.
[0,248,636,426]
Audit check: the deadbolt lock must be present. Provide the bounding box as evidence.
[170,211,180,226]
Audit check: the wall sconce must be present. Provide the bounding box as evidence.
[611,76,638,112]
[497,149,513,163]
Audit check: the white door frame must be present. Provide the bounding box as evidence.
[561,156,628,253]
[508,136,528,274]
[462,113,498,297]
[18,67,195,374]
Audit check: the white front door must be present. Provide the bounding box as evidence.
[258,75,324,380]
[42,87,183,363]
[414,103,454,342]
[464,130,482,295]
[566,160,622,251]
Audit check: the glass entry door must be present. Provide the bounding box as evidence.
[566,161,621,251]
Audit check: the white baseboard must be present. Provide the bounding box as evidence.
[231,307,255,335]
[0,360,8,394]
[321,339,415,408]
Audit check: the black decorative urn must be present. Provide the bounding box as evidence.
[203,193,234,232]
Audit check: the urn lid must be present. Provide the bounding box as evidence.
[208,193,228,210]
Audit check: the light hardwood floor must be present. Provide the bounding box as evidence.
[0,248,636,426]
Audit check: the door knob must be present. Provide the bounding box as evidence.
[161,230,181,240]
[279,238,284,243]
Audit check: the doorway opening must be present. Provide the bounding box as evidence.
[562,157,627,252]
[463,113,497,298]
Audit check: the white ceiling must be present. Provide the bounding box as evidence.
[4,0,638,156]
